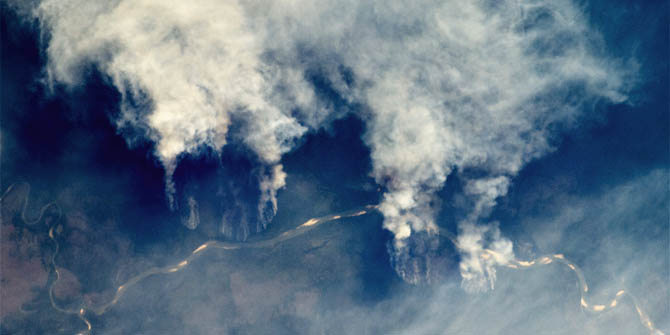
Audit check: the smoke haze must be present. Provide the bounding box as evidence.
[1,0,667,334]
[29,0,633,286]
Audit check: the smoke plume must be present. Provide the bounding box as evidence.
[32,0,629,287]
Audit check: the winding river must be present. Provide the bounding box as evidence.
[1,183,664,335]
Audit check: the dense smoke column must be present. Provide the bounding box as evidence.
[355,1,629,286]
[33,0,314,241]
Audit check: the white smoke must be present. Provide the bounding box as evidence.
[258,164,287,226]
[458,177,514,292]
[36,0,310,210]
[347,0,625,287]
[458,223,514,293]
[32,0,629,288]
